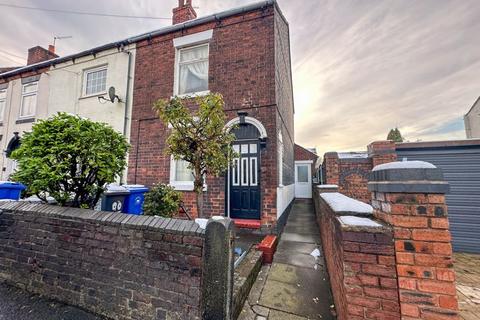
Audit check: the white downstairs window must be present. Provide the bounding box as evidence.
[83,66,107,96]
[170,157,195,191]
[20,82,37,118]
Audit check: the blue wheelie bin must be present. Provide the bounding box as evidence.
[123,185,149,215]
[101,185,129,212]
[0,182,26,200]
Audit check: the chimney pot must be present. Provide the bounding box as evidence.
[172,0,197,25]
[27,46,59,65]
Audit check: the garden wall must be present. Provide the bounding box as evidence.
[315,161,460,320]
[0,202,234,320]
[322,141,397,203]
[313,187,400,319]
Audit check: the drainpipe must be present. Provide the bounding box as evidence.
[120,49,133,184]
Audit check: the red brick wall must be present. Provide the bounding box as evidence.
[275,11,295,186]
[373,192,460,319]
[322,141,397,203]
[313,188,400,320]
[128,5,284,227]
[27,46,58,65]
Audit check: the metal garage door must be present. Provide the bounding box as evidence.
[396,142,480,253]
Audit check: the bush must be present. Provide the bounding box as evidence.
[143,184,182,218]
[10,112,129,209]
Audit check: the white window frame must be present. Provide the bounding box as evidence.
[232,158,240,187]
[169,156,207,191]
[19,82,38,119]
[82,65,108,97]
[250,157,258,186]
[173,29,213,98]
[0,89,6,122]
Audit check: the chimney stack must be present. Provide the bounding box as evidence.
[172,0,197,25]
[27,46,58,65]
[48,45,55,54]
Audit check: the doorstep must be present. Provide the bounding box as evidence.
[233,219,261,229]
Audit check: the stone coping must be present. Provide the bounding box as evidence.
[336,215,390,233]
[320,192,373,217]
[0,201,204,236]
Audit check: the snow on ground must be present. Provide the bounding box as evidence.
[338,216,382,227]
[320,192,373,214]
[372,160,436,171]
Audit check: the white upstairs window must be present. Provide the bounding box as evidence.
[0,89,6,122]
[83,66,107,96]
[20,82,37,118]
[176,44,209,96]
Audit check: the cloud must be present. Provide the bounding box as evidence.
[1,0,479,155]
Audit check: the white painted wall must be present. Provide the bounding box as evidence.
[277,183,295,219]
[0,44,136,182]
[47,45,136,138]
[465,102,480,138]
[0,75,49,180]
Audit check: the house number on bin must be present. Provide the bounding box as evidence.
[112,201,123,212]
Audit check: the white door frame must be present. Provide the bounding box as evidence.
[295,160,313,198]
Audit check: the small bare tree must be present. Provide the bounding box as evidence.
[153,93,236,218]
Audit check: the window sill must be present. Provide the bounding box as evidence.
[79,92,107,100]
[169,182,208,192]
[16,117,35,124]
[172,90,210,99]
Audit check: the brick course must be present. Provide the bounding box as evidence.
[0,202,206,320]
[373,191,460,320]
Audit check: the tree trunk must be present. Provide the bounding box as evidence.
[196,191,204,218]
[194,165,205,218]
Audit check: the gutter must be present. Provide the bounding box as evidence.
[0,0,277,79]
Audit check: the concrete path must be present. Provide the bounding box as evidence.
[0,283,102,320]
[239,199,335,320]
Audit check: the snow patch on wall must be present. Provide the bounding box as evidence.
[338,216,382,227]
[338,152,368,159]
[372,160,436,172]
[320,192,373,214]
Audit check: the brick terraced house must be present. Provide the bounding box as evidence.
[127,0,295,231]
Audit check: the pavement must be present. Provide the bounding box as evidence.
[0,283,102,320]
[239,199,335,320]
[454,252,480,320]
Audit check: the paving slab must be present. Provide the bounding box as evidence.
[280,232,319,244]
[241,199,335,320]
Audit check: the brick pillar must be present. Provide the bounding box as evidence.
[369,161,459,320]
[367,140,397,167]
[323,152,339,185]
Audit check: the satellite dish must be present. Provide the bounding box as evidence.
[108,86,117,103]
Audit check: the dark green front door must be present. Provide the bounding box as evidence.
[230,142,260,219]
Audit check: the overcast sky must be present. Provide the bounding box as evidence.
[1,0,479,155]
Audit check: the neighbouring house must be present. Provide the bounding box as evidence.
[0,41,136,182]
[322,139,480,254]
[465,96,480,138]
[127,0,295,231]
[293,144,318,198]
